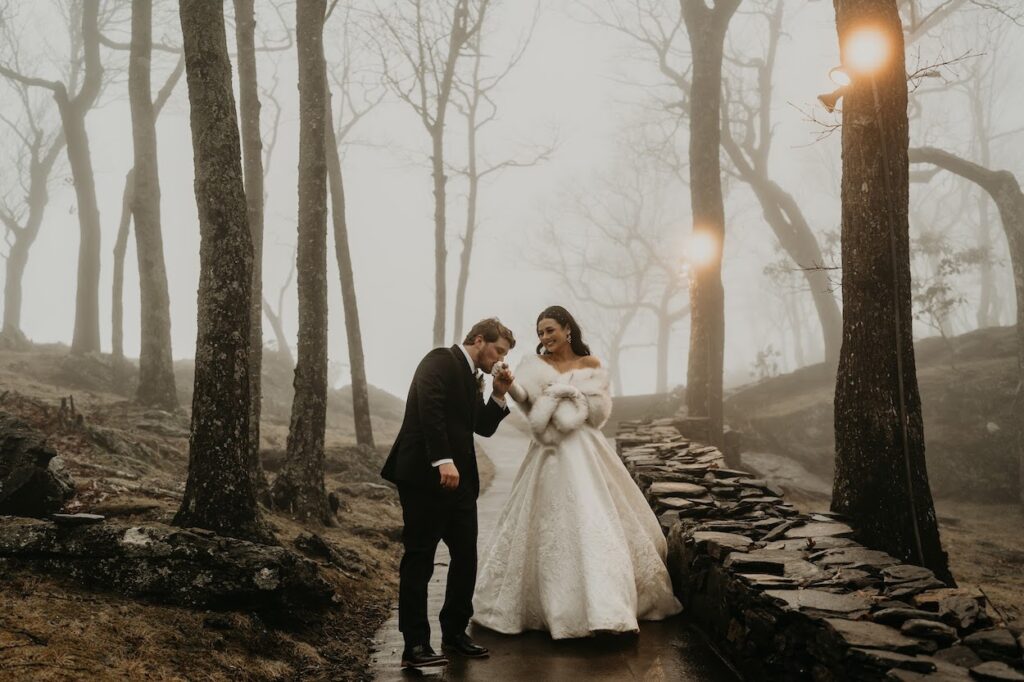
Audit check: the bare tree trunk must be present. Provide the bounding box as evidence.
[112,59,184,377]
[129,0,177,410]
[325,84,375,449]
[431,130,448,347]
[909,145,1024,505]
[452,116,478,344]
[1,130,64,346]
[174,0,271,544]
[976,197,999,327]
[60,0,103,356]
[681,0,739,446]
[271,0,333,525]
[656,309,671,394]
[262,296,294,366]
[111,170,134,385]
[832,0,951,581]
[3,237,31,345]
[723,158,844,364]
[233,0,270,502]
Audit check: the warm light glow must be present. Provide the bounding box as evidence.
[829,67,851,87]
[685,230,719,268]
[843,27,889,75]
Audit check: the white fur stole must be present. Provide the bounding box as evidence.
[508,354,613,445]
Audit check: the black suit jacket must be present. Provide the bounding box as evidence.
[381,345,509,499]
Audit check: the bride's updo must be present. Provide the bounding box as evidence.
[536,305,592,357]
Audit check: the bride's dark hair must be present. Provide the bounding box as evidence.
[536,305,591,357]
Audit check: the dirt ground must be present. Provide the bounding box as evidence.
[0,345,414,680]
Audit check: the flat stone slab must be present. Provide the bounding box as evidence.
[901,619,958,646]
[970,662,1024,681]
[963,628,1020,660]
[812,546,902,569]
[691,531,755,559]
[847,648,939,673]
[873,607,945,626]
[650,482,708,497]
[825,618,934,654]
[658,497,697,510]
[765,588,873,616]
[783,522,855,539]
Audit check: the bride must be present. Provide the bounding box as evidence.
[472,305,681,639]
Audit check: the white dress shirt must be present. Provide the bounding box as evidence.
[431,345,506,467]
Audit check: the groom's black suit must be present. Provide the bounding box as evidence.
[382,345,509,648]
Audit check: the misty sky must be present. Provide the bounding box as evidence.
[2,0,1022,397]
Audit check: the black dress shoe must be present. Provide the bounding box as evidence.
[442,633,489,658]
[400,644,448,669]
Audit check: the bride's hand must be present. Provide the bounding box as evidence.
[544,383,580,400]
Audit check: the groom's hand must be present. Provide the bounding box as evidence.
[438,462,460,490]
[492,368,514,397]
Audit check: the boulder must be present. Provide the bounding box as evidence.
[0,412,75,517]
[0,517,332,611]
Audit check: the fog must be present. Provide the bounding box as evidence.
[2,0,1022,398]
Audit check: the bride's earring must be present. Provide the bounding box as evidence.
[566,332,572,344]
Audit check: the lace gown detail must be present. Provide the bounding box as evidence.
[472,355,681,639]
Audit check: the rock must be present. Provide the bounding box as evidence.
[875,608,946,626]
[649,481,708,497]
[812,546,902,570]
[887,660,975,681]
[738,573,800,590]
[970,661,1024,681]
[783,522,855,539]
[690,531,755,559]
[933,645,984,668]
[825,618,935,654]
[823,568,879,589]
[0,413,75,517]
[939,595,990,631]
[963,629,1020,661]
[658,497,697,510]
[883,565,942,585]
[0,517,332,610]
[766,537,857,552]
[50,513,105,526]
[848,648,938,673]
[901,619,959,646]
[766,588,874,617]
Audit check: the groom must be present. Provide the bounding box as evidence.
[381,318,515,669]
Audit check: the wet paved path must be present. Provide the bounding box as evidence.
[371,429,739,681]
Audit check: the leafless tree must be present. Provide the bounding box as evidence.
[323,0,384,449]
[720,1,843,365]
[271,0,333,525]
[0,0,109,355]
[448,0,551,342]
[0,57,66,346]
[373,0,483,346]
[127,0,178,410]
[530,146,690,394]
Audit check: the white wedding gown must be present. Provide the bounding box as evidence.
[472,354,681,639]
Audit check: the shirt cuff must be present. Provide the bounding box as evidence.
[492,395,507,409]
[431,458,454,467]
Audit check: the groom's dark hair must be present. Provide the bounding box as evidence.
[464,318,516,349]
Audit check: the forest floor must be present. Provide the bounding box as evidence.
[0,343,458,681]
[725,325,1024,628]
